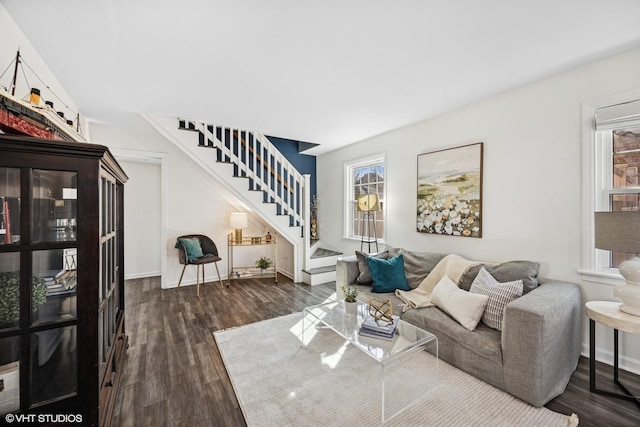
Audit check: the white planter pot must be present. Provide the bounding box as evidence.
[343,300,357,315]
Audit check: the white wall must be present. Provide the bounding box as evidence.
[318,47,640,372]
[119,160,162,279]
[89,117,294,288]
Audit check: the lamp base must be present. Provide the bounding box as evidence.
[234,228,243,244]
[615,257,640,317]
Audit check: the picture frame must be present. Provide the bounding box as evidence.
[417,142,483,238]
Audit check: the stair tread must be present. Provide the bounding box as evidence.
[311,248,342,259]
[303,265,337,274]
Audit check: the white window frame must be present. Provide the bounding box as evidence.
[343,153,386,241]
[580,88,640,286]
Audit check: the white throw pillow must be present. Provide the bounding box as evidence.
[430,275,489,331]
[469,267,523,331]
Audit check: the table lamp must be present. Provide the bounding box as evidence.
[594,211,640,316]
[230,212,248,244]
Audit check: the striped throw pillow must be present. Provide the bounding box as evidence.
[469,267,523,331]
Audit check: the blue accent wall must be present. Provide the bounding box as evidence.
[268,136,317,203]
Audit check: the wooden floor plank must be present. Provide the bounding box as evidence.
[112,275,640,427]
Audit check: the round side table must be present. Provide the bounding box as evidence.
[585,300,640,409]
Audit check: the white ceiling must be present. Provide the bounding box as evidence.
[3,0,640,154]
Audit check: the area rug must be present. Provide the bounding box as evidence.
[214,313,579,427]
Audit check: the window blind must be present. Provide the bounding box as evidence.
[595,99,640,130]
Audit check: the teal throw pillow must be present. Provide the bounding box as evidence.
[367,254,410,293]
[178,237,204,262]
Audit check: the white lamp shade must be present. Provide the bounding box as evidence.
[229,212,248,229]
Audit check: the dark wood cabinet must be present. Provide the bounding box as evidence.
[0,135,128,426]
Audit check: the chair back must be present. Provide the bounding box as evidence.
[176,234,219,265]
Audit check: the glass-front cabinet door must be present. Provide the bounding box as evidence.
[0,167,78,414]
[0,136,127,426]
[31,170,77,244]
[99,172,119,375]
[0,167,21,414]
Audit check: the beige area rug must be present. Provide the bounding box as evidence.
[214,313,579,427]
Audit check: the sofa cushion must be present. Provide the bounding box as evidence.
[469,267,523,331]
[401,306,503,363]
[355,251,389,285]
[367,254,411,293]
[388,248,447,289]
[459,261,540,293]
[430,275,488,331]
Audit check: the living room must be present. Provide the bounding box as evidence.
[1,2,640,426]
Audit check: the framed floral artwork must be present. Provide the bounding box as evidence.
[416,142,483,237]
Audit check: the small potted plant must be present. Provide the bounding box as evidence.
[0,272,47,326]
[340,284,358,315]
[255,256,273,276]
[0,272,47,364]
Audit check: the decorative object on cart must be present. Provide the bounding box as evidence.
[265,231,272,242]
[255,256,273,275]
[594,211,640,316]
[417,142,483,238]
[0,272,47,326]
[368,297,393,323]
[175,234,225,295]
[341,284,359,315]
[357,193,380,252]
[229,212,248,244]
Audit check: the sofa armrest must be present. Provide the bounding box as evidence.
[335,255,359,298]
[501,279,582,407]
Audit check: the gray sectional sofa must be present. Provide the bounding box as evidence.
[335,248,582,407]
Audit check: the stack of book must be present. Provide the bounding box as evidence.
[358,315,400,340]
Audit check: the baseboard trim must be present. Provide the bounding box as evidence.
[581,343,640,375]
[125,271,161,280]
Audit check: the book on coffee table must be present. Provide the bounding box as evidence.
[359,315,400,340]
[358,328,395,340]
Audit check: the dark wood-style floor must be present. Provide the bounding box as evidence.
[112,276,640,427]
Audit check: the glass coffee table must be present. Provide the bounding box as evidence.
[302,300,438,422]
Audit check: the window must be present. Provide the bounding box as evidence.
[582,93,640,281]
[344,155,385,241]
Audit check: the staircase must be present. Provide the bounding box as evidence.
[303,246,343,286]
[143,114,339,285]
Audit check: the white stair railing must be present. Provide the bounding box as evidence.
[180,119,305,230]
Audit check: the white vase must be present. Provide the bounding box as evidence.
[344,300,357,315]
[615,256,640,316]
